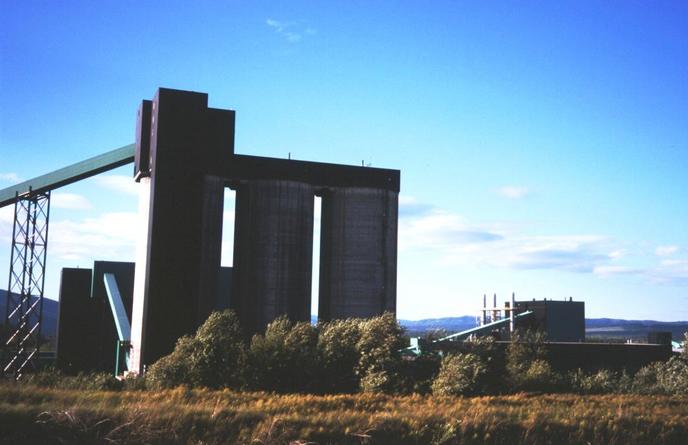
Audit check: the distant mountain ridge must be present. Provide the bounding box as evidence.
[398,316,688,341]
[3,290,687,342]
[0,290,59,339]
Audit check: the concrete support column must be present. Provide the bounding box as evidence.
[231,180,314,338]
[129,89,234,373]
[197,175,225,319]
[318,187,398,320]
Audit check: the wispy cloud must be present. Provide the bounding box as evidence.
[647,259,688,286]
[655,245,679,257]
[399,195,434,218]
[266,18,315,43]
[399,207,503,253]
[593,265,643,277]
[49,212,139,261]
[608,249,628,259]
[400,197,616,274]
[0,172,21,182]
[51,192,92,210]
[0,207,14,243]
[496,185,530,199]
[492,235,610,273]
[95,175,140,196]
[398,197,688,288]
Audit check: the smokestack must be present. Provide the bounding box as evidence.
[493,293,497,322]
[510,292,515,333]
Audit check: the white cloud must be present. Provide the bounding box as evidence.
[49,212,139,261]
[398,197,688,288]
[266,18,287,30]
[399,198,613,273]
[399,194,433,218]
[398,195,418,206]
[266,18,314,43]
[488,235,609,273]
[647,259,688,286]
[95,175,140,196]
[0,172,21,182]
[655,245,679,257]
[608,249,627,259]
[593,265,642,277]
[51,192,91,210]
[0,206,14,243]
[400,210,503,253]
[496,185,530,199]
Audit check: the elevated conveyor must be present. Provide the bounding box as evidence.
[0,144,135,208]
[1,143,135,378]
[405,310,534,356]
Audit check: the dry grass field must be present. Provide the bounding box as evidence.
[1,385,688,444]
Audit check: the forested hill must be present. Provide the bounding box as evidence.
[0,289,59,340]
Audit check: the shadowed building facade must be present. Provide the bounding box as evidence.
[56,262,135,373]
[127,88,400,373]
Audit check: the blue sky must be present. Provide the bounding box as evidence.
[1,1,686,321]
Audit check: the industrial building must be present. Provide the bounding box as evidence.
[127,88,399,373]
[0,88,399,376]
[406,294,673,372]
[2,88,674,379]
[56,262,134,373]
[514,299,585,342]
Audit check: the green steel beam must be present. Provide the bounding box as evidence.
[434,310,535,343]
[0,144,135,208]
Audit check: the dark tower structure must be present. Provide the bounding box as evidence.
[129,89,234,372]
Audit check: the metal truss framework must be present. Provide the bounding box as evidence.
[3,190,50,378]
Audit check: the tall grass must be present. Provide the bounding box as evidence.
[1,384,687,444]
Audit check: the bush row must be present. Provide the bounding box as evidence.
[146,310,409,393]
[18,311,688,396]
[434,330,688,396]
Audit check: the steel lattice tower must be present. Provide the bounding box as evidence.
[3,190,50,378]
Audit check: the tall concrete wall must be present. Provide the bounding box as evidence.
[232,180,314,337]
[318,187,398,320]
[129,89,234,373]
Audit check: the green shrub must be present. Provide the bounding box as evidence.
[431,352,487,396]
[248,316,319,393]
[569,368,620,394]
[188,309,246,389]
[463,336,506,393]
[121,373,147,391]
[146,335,198,389]
[633,357,688,395]
[356,312,406,393]
[632,361,662,394]
[655,356,688,395]
[398,352,441,395]
[146,309,247,390]
[506,330,560,392]
[317,318,363,393]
